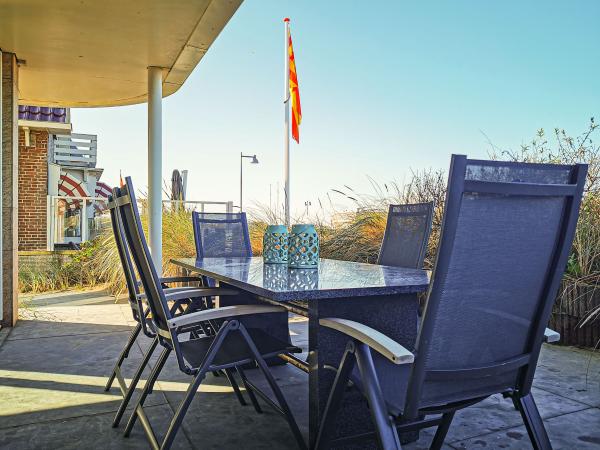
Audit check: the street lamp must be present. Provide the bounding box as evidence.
[240,153,259,212]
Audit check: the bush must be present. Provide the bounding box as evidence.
[489,119,600,336]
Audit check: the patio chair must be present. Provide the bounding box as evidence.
[192,211,252,287]
[192,210,293,370]
[378,202,434,269]
[104,190,249,428]
[315,154,587,450]
[116,177,306,450]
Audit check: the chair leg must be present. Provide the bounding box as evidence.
[315,344,356,450]
[113,337,159,427]
[355,342,402,450]
[237,366,263,413]
[160,370,206,450]
[430,411,455,450]
[514,393,552,450]
[161,322,237,450]
[224,367,247,406]
[105,322,142,391]
[124,346,171,437]
[239,326,307,450]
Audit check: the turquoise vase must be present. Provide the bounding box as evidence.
[288,224,319,268]
[262,225,289,264]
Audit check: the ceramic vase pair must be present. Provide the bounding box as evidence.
[263,224,319,268]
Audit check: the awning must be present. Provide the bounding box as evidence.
[94,181,113,213]
[58,172,90,210]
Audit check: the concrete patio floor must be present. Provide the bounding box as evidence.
[0,289,599,449]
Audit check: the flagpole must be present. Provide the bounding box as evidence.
[283,18,291,227]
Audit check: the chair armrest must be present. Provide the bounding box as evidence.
[319,318,414,365]
[160,276,204,284]
[167,305,286,329]
[136,286,233,301]
[544,327,560,343]
[163,288,239,302]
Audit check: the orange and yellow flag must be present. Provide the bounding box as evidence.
[287,20,302,143]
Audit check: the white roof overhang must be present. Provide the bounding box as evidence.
[0,0,243,107]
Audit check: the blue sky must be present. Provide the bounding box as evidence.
[72,0,600,216]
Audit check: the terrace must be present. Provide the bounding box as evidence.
[0,289,599,449]
[2,2,600,449]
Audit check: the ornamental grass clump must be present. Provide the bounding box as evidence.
[489,119,600,343]
[84,204,196,296]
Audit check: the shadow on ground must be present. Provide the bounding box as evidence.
[0,289,598,449]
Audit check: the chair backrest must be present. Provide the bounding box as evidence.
[115,178,173,336]
[192,212,252,259]
[377,202,434,269]
[403,154,587,418]
[108,193,140,303]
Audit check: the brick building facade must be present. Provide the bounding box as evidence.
[17,129,49,251]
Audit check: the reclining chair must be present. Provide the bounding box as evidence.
[315,155,586,449]
[117,177,306,450]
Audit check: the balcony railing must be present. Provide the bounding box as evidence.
[50,133,98,168]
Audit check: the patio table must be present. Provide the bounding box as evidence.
[171,256,429,447]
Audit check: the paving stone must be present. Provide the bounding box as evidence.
[451,407,600,449]
[7,317,132,341]
[440,387,590,443]
[533,344,600,407]
[0,404,192,450]
[0,330,167,429]
[1,290,599,449]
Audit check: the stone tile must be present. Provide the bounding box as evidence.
[3,289,600,449]
[7,318,132,341]
[0,404,192,450]
[439,387,590,443]
[22,289,120,308]
[533,344,600,407]
[0,330,142,374]
[177,383,308,449]
[0,328,10,347]
[153,355,310,448]
[0,331,167,429]
[451,407,600,449]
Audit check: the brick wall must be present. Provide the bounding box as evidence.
[18,129,49,251]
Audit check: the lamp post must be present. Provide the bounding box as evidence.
[240,153,259,212]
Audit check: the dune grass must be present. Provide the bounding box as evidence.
[19,121,600,340]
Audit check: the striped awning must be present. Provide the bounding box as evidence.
[58,171,90,210]
[94,181,112,212]
[95,181,112,198]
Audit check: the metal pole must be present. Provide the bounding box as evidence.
[181,170,188,201]
[283,18,291,227]
[81,199,87,242]
[239,152,243,211]
[148,66,163,268]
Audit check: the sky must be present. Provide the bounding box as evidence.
[71,0,600,217]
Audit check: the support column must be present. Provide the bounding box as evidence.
[147,67,163,269]
[1,52,18,327]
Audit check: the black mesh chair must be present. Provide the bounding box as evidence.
[192,211,252,288]
[192,210,291,366]
[315,155,587,450]
[378,202,434,269]
[116,177,306,450]
[192,211,252,258]
[104,191,248,427]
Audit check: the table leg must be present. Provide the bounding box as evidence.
[308,294,419,448]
